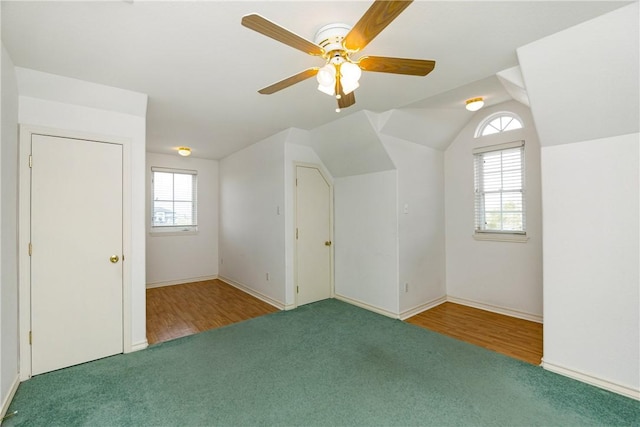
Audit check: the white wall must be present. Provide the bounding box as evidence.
[16,69,148,349]
[218,131,287,307]
[518,2,639,398]
[381,136,446,318]
[0,44,20,417]
[445,101,543,321]
[334,170,399,316]
[541,134,639,397]
[145,153,219,287]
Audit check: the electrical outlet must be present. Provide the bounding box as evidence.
[404,282,409,293]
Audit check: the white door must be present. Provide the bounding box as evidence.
[295,165,332,306]
[30,134,123,375]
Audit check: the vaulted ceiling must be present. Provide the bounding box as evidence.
[1,1,630,159]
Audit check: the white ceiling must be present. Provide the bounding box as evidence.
[1,1,630,160]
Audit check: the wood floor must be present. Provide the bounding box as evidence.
[147,282,542,366]
[406,302,543,365]
[146,279,279,344]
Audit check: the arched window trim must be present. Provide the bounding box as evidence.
[475,111,524,138]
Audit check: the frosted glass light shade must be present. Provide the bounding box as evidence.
[340,62,362,82]
[341,78,359,95]
[317,83,335,96]
[465,97,484,111]
[316,64,336,86]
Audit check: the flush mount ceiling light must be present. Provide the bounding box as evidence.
[465,97,485,112]
[177,147,191,157]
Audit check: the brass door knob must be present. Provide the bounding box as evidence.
[325,241,332,246]
[110,255,120,263]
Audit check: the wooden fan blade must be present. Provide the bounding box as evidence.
[242,14,324,56]
[258,68,319,95]
[343,1,413,52]
[338,91,356,109]
[358,56,435,76]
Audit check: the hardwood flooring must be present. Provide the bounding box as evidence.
[147,282,542,366]
[146,279,279,345]
[406,302,543,365]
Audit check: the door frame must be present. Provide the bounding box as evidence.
[18,125,132,380]
[293,162,334,308]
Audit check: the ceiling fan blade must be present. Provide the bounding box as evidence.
[358,56,435,76]
[342,1,413,52]
[338,91,356,109]
[258,68,319,95]
[242,14,324,56]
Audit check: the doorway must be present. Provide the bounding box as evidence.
[295,164,333,306]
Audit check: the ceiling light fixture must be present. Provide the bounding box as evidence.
[465,97,485,112]
[178,147,191,157]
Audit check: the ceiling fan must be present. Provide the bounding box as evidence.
[241,0,436,112]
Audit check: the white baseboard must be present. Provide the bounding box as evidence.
[334,294,398,319]
[129,339,149,352]
[146,275,218,289]
[1,375,20,421]
[399,295,447,320]
[542,359,640,401]
[217,276,285,310]
[447,295,543,323]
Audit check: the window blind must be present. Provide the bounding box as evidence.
[474,141,525,234]
[151,167,197,229]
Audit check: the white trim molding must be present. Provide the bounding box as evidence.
[130,339,149,352]
[146,275,218,289]
[0,375,20,421]
[399,295,447,320]
[334,294,399,319]
[473,233,529,243]
[542,359,640,401]
[447,295,543,323]
[217,276,285,311]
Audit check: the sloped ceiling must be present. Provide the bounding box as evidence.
[1,1,632,159]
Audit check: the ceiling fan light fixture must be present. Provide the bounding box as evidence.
[341,78,360,95]
[340,61,362,82]
[177,147,191,157]
[465,97,484,112]
[316,64,336,87]
[317,83,335,96]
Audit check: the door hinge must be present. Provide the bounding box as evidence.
[28,243,32,256]
[295,178,298,186]
[296,228,298,240]
[29,155,32,168]
[29,331,32,345]
[296,286,299,294]
[122,254,125,262]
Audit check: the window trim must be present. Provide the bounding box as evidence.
[150,166,198,235]
[473,140,526,240]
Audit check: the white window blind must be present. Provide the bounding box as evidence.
[473,141,525,234]
[151,167,197,231]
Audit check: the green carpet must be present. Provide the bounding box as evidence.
[5,299,639,426]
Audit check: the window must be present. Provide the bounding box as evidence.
[151,167,197,233]
[476,112,523,137]
[473,141,525,236]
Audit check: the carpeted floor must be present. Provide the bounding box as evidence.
[5,299,640,426]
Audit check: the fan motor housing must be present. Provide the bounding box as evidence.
[314,23,352,54]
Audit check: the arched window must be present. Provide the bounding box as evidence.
[475,112,523,138]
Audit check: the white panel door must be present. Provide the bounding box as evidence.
[31,134,123,375]
[296,166,332,306]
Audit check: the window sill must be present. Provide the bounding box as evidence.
[150,229,198,237]
[473,233,528,243]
